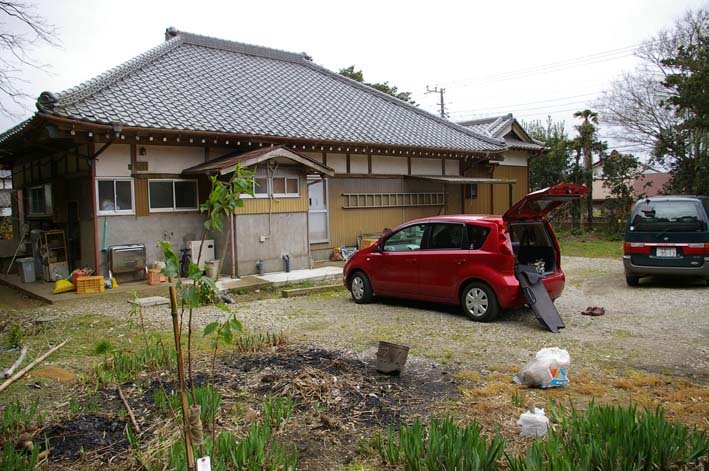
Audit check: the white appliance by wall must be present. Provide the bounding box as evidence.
[189,239,215,269]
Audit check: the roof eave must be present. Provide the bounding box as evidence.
[37,114,507,156]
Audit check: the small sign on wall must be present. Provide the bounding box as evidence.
[130,161,148,171]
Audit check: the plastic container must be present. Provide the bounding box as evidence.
[376,341,409,375]
[72,271,87,286]
[76,276,105,294]
[205,260,220,279]
[18,258,35,283]
[147,270,162,286]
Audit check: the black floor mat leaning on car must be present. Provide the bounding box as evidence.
[515,264,565,333]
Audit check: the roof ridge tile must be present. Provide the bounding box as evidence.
[178,31,310,64]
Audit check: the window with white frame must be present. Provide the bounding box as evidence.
[148,179,198,211]
[253,177,269,197]
[97,178,134,215]
[248,175,300,198]
[272,176,299,197]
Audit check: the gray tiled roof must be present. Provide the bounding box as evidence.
[458,114,544,152]
[22,30,506,153]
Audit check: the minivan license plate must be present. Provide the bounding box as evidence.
[656,247,676,257]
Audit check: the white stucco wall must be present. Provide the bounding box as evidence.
[208,147,232,160]
[499,151,528,167]
[371,155,408,175]
[327,154,347,173]
[136,145,205,174]
[302,152,324,163]
[349,154,368,174]
[411,158,442,175]
[444,159,460,176]
[95,144,131,177]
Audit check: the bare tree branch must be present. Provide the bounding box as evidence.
[0,1,59,119]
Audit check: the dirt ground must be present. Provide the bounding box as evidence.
[0,256,707,469]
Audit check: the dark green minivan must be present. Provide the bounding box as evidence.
[623,196,709,286]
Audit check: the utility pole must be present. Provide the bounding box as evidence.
[426,86,448,118]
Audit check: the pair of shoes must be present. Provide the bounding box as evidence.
[582,306,605,316]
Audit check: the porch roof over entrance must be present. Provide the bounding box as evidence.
[183,145,335,177]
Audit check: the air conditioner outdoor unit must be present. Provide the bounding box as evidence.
[189,240,215,269]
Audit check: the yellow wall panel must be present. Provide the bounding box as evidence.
[235,195,307,215]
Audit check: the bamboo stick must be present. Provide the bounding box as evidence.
[0,340,68,393]
[168,281,196,470]
[117,384,141,435]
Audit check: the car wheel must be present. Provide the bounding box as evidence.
[625,275,640,287]
[350,272,374,304]
[460,282,498,322]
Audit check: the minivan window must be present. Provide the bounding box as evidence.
[630,201,705,232]
[383,224,425,252]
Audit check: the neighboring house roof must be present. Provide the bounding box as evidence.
[183,146,334,176]
[1,29,506,154]
[457,114,545,152]
[592,172,671,201]
[592,150,663,173]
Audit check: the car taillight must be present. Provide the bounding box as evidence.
[624,242,651,254]
[684,243,709,255]
[499,227,514,256]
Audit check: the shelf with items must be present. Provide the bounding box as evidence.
[39,230,69,281]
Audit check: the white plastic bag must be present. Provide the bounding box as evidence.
[513,347,570,388]
[517,407,549,437]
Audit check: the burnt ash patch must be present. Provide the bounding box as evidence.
[42,415,128,461]
[221,345,459,427]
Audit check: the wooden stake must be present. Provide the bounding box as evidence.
[0,340,68,393]
[168,281,196,470]
[117,384,141,434]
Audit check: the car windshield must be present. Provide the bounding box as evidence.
[630,201,705,232]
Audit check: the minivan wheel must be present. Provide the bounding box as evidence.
[350,272,374,304]
[625,275,640,287]
[461,282,499,322]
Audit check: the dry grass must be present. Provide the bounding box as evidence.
[452,367,709,443]
[455,369,481,382]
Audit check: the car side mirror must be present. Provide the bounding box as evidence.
[374,243,384,253]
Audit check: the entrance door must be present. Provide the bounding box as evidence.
[308,177,328,243]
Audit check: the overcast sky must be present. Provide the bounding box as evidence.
[1,0,706,153]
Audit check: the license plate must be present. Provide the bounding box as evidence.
[656,247,676,257]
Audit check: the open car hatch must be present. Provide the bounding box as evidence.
[504,183,588,221]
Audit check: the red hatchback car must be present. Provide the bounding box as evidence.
[344,184,587,322]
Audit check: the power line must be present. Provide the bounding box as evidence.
[449,99,596,117]
[447,91,602,114]
[444,43,643,89]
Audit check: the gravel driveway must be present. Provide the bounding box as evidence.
[43,256,709,382]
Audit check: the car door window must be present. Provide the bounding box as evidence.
[466,224,490,249]
[428,223,465,250]
[383,224,426,252]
